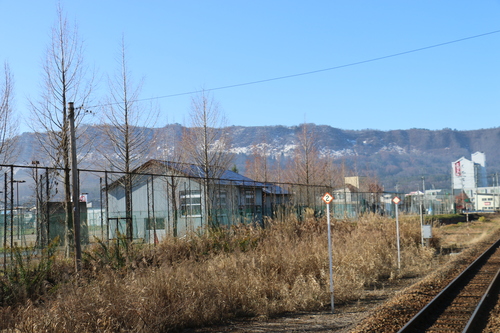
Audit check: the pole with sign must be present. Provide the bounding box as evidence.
[393,196,401,269]
[322,192,334,313]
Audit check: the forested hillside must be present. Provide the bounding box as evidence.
[15,124,500,193]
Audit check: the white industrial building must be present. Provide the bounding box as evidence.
[473,186,500,212]
[451,152,487,191]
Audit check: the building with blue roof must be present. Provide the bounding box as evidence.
[105,159,289,241]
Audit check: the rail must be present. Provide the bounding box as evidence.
[398,237,500,332]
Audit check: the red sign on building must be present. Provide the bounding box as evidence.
[454,161,461,177]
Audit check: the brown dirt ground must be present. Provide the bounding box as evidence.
[183,277,421,332]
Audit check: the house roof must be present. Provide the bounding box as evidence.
[105,159,289,194]
[104,159,264,188]
[332,184,359,193]
[152,160,264,187]
[160,162,289,194]
[262,183,289,195]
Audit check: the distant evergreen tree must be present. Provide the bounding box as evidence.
[231,164,239,174]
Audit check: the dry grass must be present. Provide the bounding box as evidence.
[433,217,500,250]
[1,212,438,332]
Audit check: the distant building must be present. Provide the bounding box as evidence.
[344,176,366,190]
[451,152,487,190]
[105,159,290,241]
[473,186,500,212]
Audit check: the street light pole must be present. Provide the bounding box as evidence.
[32,160,40,245]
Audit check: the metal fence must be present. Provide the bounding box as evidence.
[0,163,455,267]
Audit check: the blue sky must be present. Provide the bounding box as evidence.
[2,1,500,133]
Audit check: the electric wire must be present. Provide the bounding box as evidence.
[88,29,500,109]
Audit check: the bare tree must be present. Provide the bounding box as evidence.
[322,151,342,188]
[158,125,185,237]
[245,132,272,183]
[100,37,158,241]
[181,91,233,227]
[29,6,93,255]
[245,144,270,182]
[286,123,330,206]
[0,62,17,163]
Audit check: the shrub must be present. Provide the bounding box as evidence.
[0,238,59,307]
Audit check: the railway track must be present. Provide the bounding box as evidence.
[398,237,500,333]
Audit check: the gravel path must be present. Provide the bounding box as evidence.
[183,278,422,332]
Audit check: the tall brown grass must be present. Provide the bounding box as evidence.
[1,212,435,332]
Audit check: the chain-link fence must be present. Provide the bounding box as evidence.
[0,163,456,268]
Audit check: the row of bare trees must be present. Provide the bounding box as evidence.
[245,122,384,208]
[2,6,382,265]
[245,123,341,188]
[22,6,232,250]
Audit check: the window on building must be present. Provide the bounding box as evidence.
[218,190,227,206]
[180,190,202,216]
[214,190,227,212]
[145,217,165,230]
[245,190,255,206]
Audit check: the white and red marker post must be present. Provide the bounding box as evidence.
[322,192,335,313]
[393,196,401,269]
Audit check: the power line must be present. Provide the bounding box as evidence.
[90,29,500,109]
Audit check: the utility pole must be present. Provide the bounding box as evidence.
[69,102,81,270]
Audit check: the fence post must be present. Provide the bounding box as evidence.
[10,166,14,257]
[100,177,104,240]
[3,172,7,269]
[45,167,50,247]
[151,175,157,244]
[147,178,151,243]
[105,170,109,244]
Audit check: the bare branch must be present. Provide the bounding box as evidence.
[98,36,159,240]
[99,36,159,173]
[28,5,94,255]
[181,90,233,227]
[0,62,18,163]
[182,90,232,178]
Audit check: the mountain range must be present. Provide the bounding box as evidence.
[14,124,500,193]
